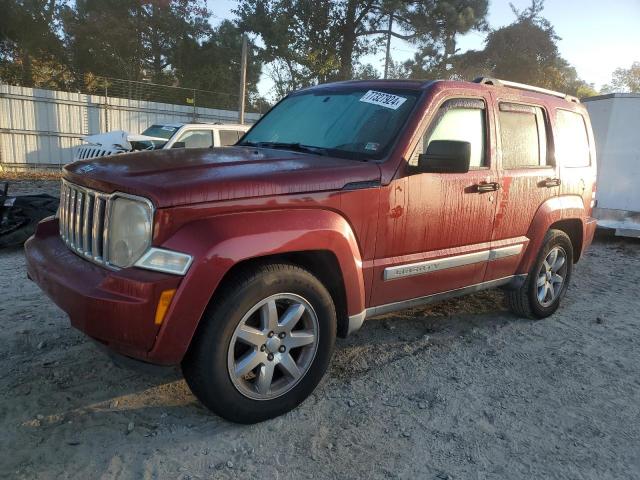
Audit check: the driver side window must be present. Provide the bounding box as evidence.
[176,130,214,148]
[410,101,486,168]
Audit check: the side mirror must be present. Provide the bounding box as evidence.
[171,141,186,149]
[416,140,471,174]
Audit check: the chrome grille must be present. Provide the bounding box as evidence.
[74,145,121,161]
[59,180,110,265]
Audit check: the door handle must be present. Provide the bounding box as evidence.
[476,182,501,192]
[541,177,561,188]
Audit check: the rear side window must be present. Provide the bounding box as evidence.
[411,99,487,168]
[219,130,240,146]
[499,103,548,168]
[555,110,590,167]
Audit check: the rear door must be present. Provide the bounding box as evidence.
[554,108,596,216]
[484,96,558,281]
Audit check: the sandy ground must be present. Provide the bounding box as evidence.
[1,180,640,479]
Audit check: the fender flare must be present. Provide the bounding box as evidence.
[517,195,585,274]
[147,208,365,364]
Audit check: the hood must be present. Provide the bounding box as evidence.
[82,131,167,151]
[63,146,381,208]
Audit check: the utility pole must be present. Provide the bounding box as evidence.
[383,13,393,79]
[192,89,197,122]
[238,34,248,124]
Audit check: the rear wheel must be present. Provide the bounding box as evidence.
[182,263,336,423]
[506,229,573,319]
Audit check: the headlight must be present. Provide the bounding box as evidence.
[107,196,153,268]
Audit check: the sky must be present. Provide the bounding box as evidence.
[207,0,640,98]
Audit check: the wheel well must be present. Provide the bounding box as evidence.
[213,251,350,338]
[549,219,583,262]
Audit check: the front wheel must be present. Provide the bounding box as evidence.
[506,229,573,319]
[182,263,336,423]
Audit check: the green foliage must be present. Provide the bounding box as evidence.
[602,62,640,93]
[353,63,381,80]
[0,0,71,87]
[235,0,374,93]
[236,0,489,98]
[385,59,411,79]
[408,0,594,96]
[397,0,488,74]
[0,0,266,110]
[172,20,262,110]
[62,0,211,83]
[0,0,600,107]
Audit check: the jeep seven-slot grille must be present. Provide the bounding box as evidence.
[75,145,121,161]
[59,181,110,265]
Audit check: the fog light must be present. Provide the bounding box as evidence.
[155,289,176,325]
[134,248,193,275]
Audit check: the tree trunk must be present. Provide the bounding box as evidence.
[337,0,358,80]
[150,4,164,82]
[20,50,33,87]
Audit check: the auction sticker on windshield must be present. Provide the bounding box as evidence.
[359,90,407,110]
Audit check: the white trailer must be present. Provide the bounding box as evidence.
[583,93,640,237]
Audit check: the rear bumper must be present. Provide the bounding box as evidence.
[25,218,182,363]
[593,207,640,238]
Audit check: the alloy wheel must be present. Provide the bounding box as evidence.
[536,246,568,308]
[227,293,319,400]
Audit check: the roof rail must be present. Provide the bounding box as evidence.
[473,77,579,103]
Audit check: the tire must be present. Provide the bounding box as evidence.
[506,229,573,319]
[0,195,58,248]
[182,263,336,423]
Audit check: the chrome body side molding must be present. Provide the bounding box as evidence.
[346,274,527,335]
[383,244,523,281]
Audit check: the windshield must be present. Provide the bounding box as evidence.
[239,89,420,160]
[141,125,180,140]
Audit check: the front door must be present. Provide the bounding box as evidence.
[371,95,499,307]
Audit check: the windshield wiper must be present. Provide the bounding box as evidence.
[239,141,328,156]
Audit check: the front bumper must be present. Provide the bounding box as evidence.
[25,218,182,362]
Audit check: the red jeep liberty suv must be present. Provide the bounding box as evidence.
[25,77,597,423]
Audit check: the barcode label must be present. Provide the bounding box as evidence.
[359,90,407,110]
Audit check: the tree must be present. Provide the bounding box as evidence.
[417,0,594,96]
[0,0,70,88]
[62,0,211,84]
[602,62,640,93]
[396,0,488,78]
[234,0,357,92]
[235,0,489,98]
[172,20,263,110]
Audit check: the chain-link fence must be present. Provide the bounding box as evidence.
[0,78,263,170]
[77,75,263,114]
